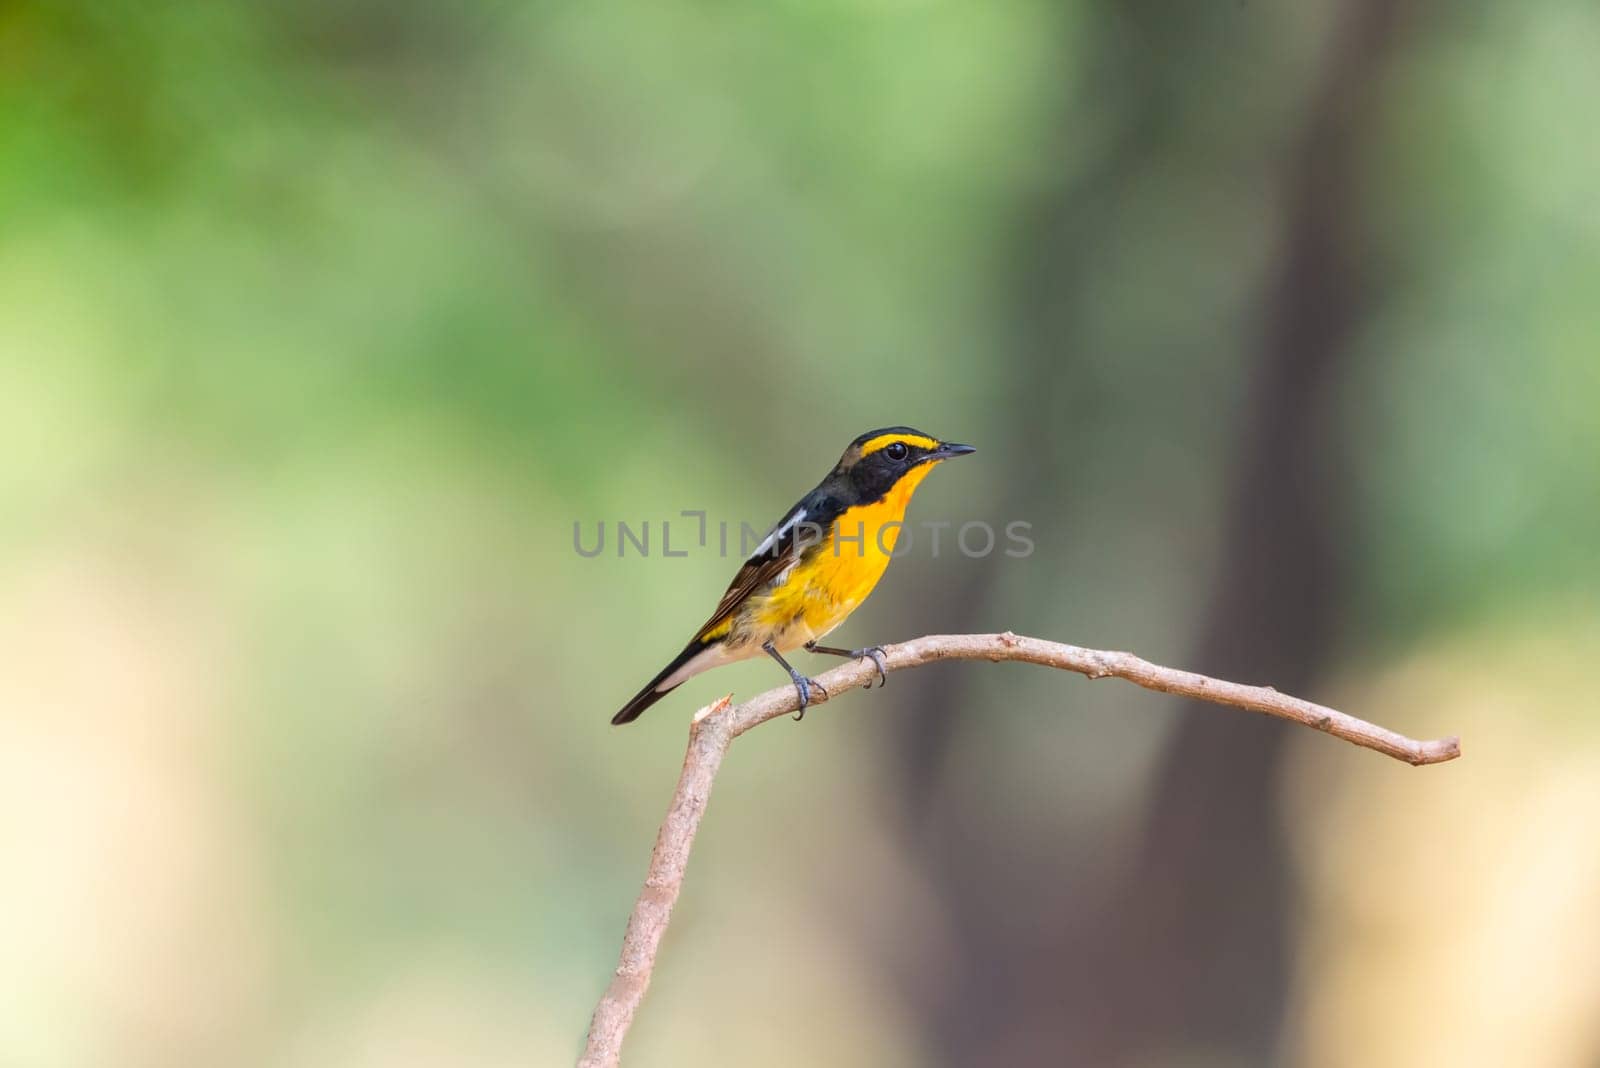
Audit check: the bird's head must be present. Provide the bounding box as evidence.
[831,426,976,501]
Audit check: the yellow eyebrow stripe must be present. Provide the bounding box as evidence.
[858,432,939,456]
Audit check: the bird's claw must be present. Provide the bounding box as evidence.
[855,646,888,688]
[791,675,827,721]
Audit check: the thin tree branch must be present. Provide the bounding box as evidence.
[577,631,1459,1066]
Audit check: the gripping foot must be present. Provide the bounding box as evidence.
[805,641,889,689]
[764,641,828,720]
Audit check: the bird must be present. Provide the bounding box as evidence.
[612,427,975,725]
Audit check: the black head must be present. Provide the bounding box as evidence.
[830,426,976,502]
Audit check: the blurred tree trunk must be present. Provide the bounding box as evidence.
[884,1,1412,1064]
[1074,6,1412,1061]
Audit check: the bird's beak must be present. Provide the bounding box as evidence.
[933,441,977,460]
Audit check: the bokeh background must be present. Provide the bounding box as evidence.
[4,1,1599,1065]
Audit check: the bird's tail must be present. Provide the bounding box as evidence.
[611,638,716,725]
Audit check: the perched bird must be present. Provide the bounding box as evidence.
[612,427,975,725]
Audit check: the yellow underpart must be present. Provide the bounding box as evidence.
[857,432,939,457]
[749,462,936,648]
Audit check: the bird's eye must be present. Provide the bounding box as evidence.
[885,442,909,461]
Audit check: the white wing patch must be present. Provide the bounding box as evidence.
[751,507,806,559]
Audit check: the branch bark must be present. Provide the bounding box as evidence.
[577,631,1459,1066]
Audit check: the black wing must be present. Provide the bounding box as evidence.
[611,491,838,726]
[693,493,832,641]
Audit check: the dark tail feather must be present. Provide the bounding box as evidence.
[611,639,706,725]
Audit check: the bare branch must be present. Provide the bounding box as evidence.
[577,632,1459,1066]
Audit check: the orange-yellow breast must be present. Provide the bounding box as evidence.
[751,464,935,649]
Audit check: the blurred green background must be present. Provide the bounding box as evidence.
[3,1,1598,1065]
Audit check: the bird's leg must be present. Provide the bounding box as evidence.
[763,641,828,720]
[804,641,889,689]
